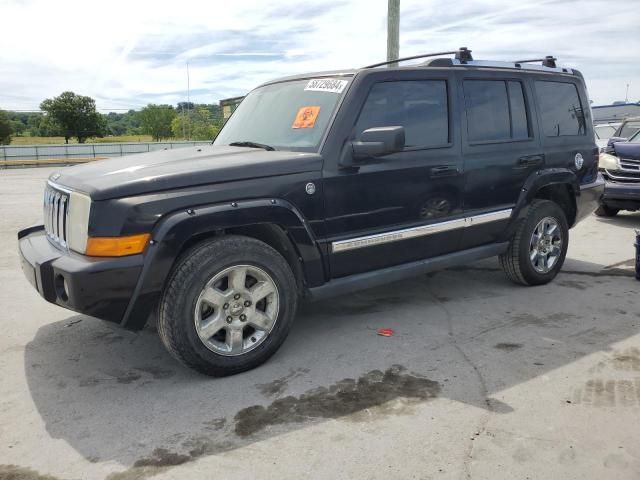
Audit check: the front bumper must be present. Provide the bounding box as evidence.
[18,226,144,324]
[601,178,640,210]
[575,174,606,224]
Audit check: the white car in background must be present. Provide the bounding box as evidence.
[594,123,621,150]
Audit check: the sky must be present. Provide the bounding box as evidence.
[1,0,638,112]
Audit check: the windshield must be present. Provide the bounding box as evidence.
[619,121,640,139]
[214,77,351,152]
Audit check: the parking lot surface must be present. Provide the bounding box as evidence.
[1,167,639,480]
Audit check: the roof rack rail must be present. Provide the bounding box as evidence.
[364,47,473,68]
[514,56,557,68]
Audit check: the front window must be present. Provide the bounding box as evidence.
[354,80,449,149]
[214,77,352,152]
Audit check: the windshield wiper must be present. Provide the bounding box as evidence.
[228,141,275,151]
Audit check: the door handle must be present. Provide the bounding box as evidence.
[517,154,545,167]
[430,165,459,178]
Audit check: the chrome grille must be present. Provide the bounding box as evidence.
[44,183,70,248]
[619,157,640,173]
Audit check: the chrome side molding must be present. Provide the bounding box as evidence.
[331,208,512,253]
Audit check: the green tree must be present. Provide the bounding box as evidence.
[40,92,106,143]
[0,110,13,145]
[138,104,176,141]
[10,120,25,136]
[171,106,221,141]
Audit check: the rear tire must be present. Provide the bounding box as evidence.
[499,200,569,286]
[158,235,298,376]
[594,204,619,217]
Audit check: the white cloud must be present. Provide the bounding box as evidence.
[0,0,638,111]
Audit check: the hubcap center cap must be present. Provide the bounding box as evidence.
[229,302,244,316]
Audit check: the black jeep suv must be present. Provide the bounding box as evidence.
[19,49,604,375]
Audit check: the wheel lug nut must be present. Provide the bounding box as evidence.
[223,303,229,310]
[244,300,251,307]
[234,294,241,300]
[226,316,233,324]
[240,314,247,321]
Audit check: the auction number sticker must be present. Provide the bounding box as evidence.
[304,78,348,94]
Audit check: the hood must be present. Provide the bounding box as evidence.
[613,142,640,161]
[52,145,323,200]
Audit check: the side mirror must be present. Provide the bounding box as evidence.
[351,126,405,160]
[607,136,626,146]
[605,136,626,154]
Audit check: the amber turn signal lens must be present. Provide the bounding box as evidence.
[86,233,151,257]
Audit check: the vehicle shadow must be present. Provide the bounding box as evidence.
[24,257,639,476]
[592,211,640,228]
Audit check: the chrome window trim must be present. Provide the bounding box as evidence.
[331,208,512,253]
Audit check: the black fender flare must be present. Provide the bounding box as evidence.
[507,168,578,236]
[120,198,324,330]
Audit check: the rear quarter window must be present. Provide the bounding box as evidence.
[535,81,586,137]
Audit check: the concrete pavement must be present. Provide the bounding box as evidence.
[1,167,639,480]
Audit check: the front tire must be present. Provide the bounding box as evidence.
[158,235,298,376]
[594,204,619,217]
[499,200,569,286]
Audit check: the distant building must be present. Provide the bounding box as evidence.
[592,102,640,124]
[220,96,244,121]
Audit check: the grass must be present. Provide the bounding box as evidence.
[9,135,154,145]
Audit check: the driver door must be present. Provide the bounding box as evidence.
[322,71,465,278]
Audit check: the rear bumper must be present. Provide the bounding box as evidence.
[601,178,640,210]
[18,226,144,324]
[575,174,605,224]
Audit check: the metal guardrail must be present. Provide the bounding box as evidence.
[0,141,211,168]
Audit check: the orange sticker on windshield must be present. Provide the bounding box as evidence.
[292,106,320,129]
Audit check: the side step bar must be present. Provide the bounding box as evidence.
[307,242,509,301]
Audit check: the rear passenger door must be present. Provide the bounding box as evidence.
[533,78,595,184]
[458,72,541,249]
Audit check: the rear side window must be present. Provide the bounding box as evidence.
[463,80,530,143]
[355,80,449,148]
[536,81,586,136]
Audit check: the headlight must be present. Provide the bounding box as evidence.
[67,191,91,253]
[598,152,619,171]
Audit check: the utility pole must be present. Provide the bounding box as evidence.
[187,62,191,140]
[625,83,629,103]
[181,103,186,139]
[387,0,400,65]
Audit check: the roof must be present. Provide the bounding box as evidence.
[260,50,578,88]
